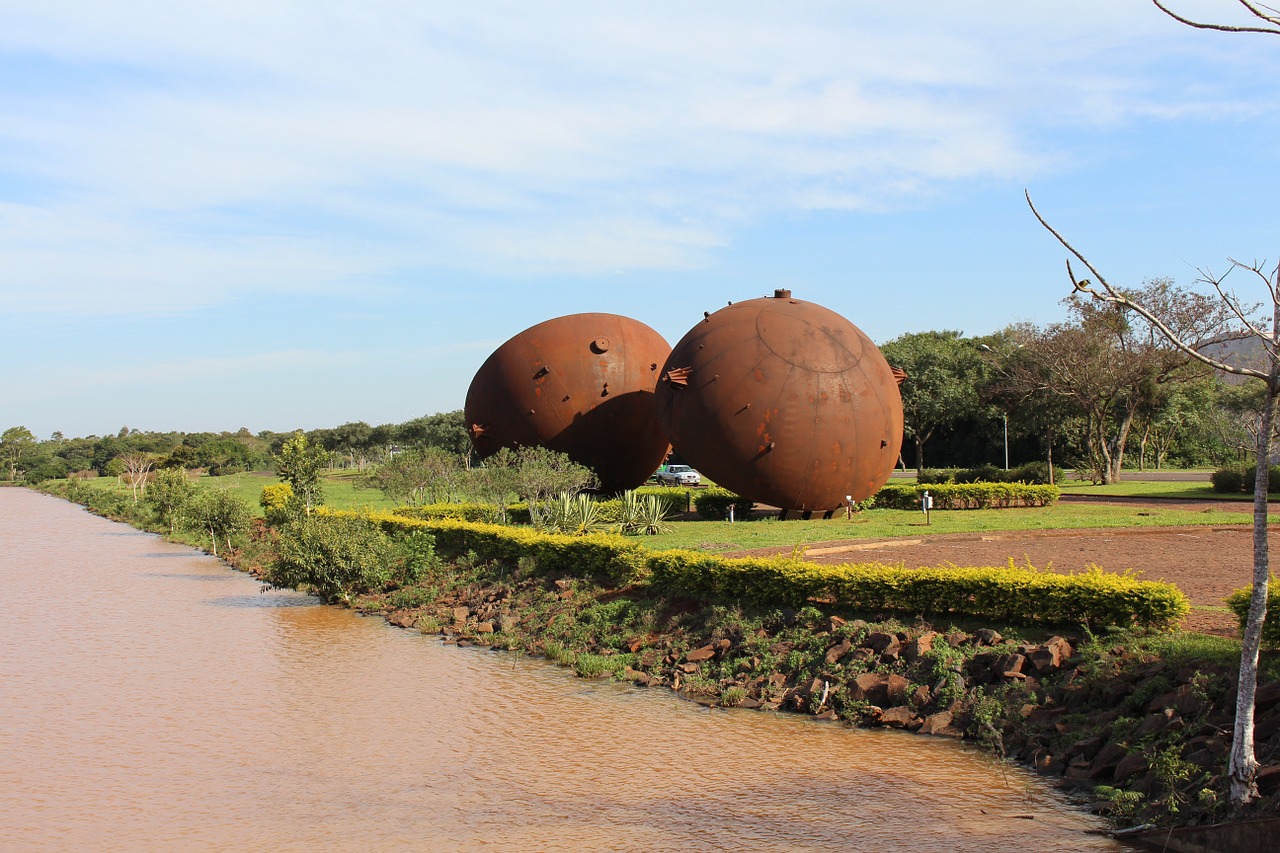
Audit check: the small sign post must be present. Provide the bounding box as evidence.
[922,490,933,525]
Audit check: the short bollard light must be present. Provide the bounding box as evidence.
[922,490,933,525]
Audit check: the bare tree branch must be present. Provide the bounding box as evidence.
[1153,0,1280,34]
[1026,192,1271,381]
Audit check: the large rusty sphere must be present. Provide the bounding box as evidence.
[654,290,903,513]
[464,313,672,494]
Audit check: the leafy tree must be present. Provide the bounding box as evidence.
[274,432,328,515]
[186,488,252,557]
[878,331,987,473]
[995,283,1224,483]
[324,421,376,470]
[1,426,36,481]
[492,445,598,518]
[398,410,470,455]
[146,467,196,533]
[357,447,467,506]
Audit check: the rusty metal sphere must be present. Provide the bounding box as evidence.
[464,313,672,494]
[654,290,904,514]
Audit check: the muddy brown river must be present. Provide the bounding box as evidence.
[0,488,1134,851]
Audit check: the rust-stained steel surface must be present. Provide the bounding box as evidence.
[654,290,904,513]
[464,313,672,494]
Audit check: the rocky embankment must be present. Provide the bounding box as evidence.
[371,569,1280,832]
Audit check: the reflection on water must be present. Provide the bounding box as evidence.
[0,489,1132,852]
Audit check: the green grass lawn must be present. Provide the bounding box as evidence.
[74,467,1265,554]
[80,469,400,516]
[638,501,1263,553]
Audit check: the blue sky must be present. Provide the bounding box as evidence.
[4,1,1278,439]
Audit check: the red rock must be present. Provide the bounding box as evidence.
[824,638,853,665]
[1256,681,1280,715]
[685,645,716,663]
[919,711,954,735]
[475,622,494,634]
[1255,764,1280,795]
[902,631,937,662]
[1113,752,1149,781]
[880,706,917,728]
[451,606,469,624]
[864,632,900,654]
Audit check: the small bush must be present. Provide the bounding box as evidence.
[270,514,395,603]
[694,487,755,520]
[872,482,1059,510]
[955,464,1003,484]
[260,483,294,527]
[1007,461,1052,484]
[1225,581,1280,647]
[1211,466,1246,493]
[1212,464,1280,494]
[917,468,960,485]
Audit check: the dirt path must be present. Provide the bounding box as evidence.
[734,499,1272,637]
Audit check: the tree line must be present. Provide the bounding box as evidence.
[881,279,1262,483]
[3,288,1268,489]
[0,411,469,485]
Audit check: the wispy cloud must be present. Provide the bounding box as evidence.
[2,1,1277,321]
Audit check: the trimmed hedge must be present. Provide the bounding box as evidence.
[1211,464,1280,495]
[1226,580,1280,647]
[693,487,756,520]
[393,502,533,524]
[331,509,648,586]
[874,482,1060,510]
[645,553,1188,631]
[346,509,1186,631]
[919,463,1052,485]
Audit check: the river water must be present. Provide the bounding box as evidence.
[0,488,1132,851]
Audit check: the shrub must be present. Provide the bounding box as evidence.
[694,487,755,520]
[270,514,395,603]
[1007,462,1052,484]
[872,482,1059,510]
[147,467,196,533]
[1212,464,1280,494]
[186,488,252,557]
[1211,466,1246,493]
[955,464,1003,484]
[1225,581,1280,647]
[260,483,295,527]
[917,468,960,485]
[645,553,1188,631]
[617,491,673,535]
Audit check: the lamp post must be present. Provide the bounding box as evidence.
[1001,412,1009,470]
[979,343,1015,470]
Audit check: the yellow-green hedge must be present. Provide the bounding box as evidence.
[645,552,1187,631]
[332,510,1187,631]
[331,509,647,586]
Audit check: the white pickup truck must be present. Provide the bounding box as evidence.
[653,464,701,486]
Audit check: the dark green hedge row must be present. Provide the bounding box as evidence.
[343,510,1187,631]
[918,462,1052,485]
[874,482,1060,510]
[692,487,756,520]
[1210,464,1280,495]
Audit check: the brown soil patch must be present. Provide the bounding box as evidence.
[732,500,1271,637]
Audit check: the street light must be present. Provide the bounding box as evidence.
[979,344,1014,470]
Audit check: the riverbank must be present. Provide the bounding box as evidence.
[338,555,1280,836]
[41,483,1280,840]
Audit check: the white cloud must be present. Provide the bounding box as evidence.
[1,1,1277,317]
